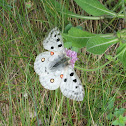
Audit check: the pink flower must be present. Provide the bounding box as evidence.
[65,49,78,68]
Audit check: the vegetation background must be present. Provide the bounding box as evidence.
[0,0,126,125]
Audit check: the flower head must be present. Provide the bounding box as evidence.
[65,49,78,68]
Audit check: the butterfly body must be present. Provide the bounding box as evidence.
[49,54,70,71]
[34,28,84,101]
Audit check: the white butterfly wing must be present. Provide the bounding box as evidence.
[39,71,62,90]
[60,66,84,101]
[34,51,62,76]
[34,51,64,90]
[43,27,64,52]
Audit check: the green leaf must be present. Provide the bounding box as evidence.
[71,47,79,52]
[112,120,120,125]
[25,1,33,9]
[64,42,72,49]
[112,115,126,126]
[117,29,126,41]
[105,55,115,61]
[62,27,95,48]
[86,36,118,54]
[116,43,126,67]
[114,108,126,118]
[64,24,73,33]
[119,115,126,125]
[74,0,116,16]
[76,26,83,30]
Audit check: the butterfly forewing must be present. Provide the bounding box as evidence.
[43,27,64,52]
[34,51,64,75]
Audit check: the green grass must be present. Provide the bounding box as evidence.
[0,0,125,126]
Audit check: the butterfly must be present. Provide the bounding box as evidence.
[34,27,84,101]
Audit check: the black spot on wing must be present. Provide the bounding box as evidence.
[58,44,62,47]
[70,72,74,76]
[73,79,77,83]
[64,78,67,82]
[51,46,54,49]
[75,86,78,88]
[57,38,60,42]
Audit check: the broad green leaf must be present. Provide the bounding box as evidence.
[71,46,79,52]
[116,43,126,67]
[112,120,120,125]
[98,34,115,39]
[68,27,94,37]
[74,0,116,16]
[118,115,126,126]
[63,27,95,48]
[64,42,72,49]
[86,36,118,54]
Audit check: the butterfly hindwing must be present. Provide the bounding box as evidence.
[39,71,63,90]
[43,27,64,52]
[60,66,84,101]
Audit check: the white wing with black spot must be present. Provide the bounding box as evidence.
[60,66,84,101]
[43,27,65,52]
